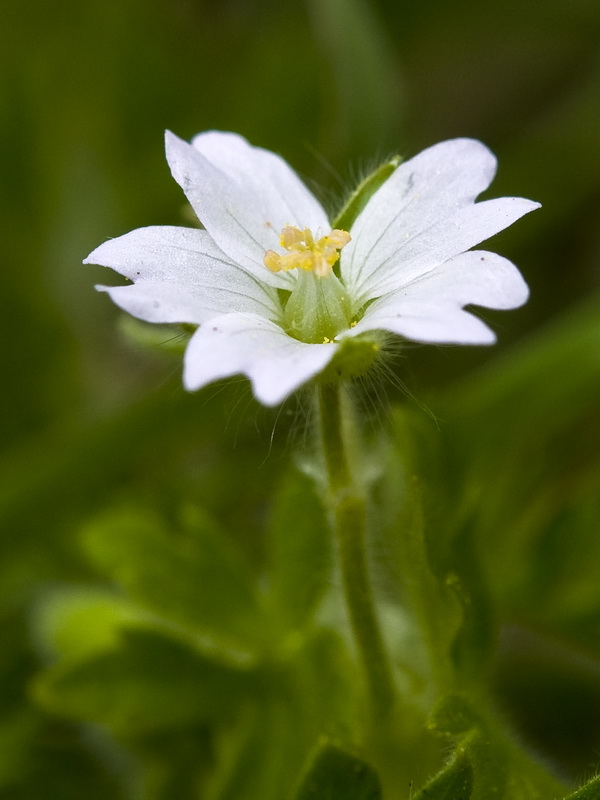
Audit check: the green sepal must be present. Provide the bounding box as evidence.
[316,332,383,383]
[294,741,382,800]
[332,156,401,231]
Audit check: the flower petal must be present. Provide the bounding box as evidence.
[95,281,228,325]
[183,314,337,406]
[165,131,329,287]
[85,226,281,321]
[346,250,529,345]
[341,138,538,304]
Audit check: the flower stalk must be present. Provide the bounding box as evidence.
[317,382,396,721]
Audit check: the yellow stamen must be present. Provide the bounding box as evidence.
[264,225,351,278]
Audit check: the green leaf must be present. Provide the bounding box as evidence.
[206,639,358,800]
[82,506,267,650]
[129,727,214,800]
[294,741,382,800]
[434,293,600,642]
[563,773,600,799]
[427,695,567,800]
[428,694,481,738]
[413,746,473,800]
[33,585,231,665]
[208,701,310,800]
[379,441,463,690]
[0,710,41,788]
[0,713,130,800]
[267,469,332,629]
[34,628,254,735]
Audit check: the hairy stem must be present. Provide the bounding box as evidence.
[318,382,395,719]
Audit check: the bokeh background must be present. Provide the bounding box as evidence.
[2,0,600,797]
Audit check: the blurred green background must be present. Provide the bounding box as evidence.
[2,0,600,797]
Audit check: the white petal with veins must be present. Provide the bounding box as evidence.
[86,226,280,321]
[184,314,337,406]
[166,131,328,289]
[341,138,537,305]
[345,250,529,345]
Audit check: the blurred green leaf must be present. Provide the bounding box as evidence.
[437,293,600,638]
[206,629,359,800]
[427,694,567,800]
[493,625,600,783]
[32,587,139,662]
[206,702,304,800]
[294,741,382,800]
[446,293,600,457]
[0,711,40,788]
[130,727,213,800]
[34,628,253,735]
[267,468,332,629]
[564,773,600,799]
[412,746,472,800]
[0,717,130,800]
[82,505,267,651]
[381,430,467,691]
[306,0,404,160]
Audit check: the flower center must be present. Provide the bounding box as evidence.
[263,226,353,344]
[264,225,351,278]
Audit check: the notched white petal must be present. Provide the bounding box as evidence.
[342,132,540,305]
[342,139,498,290]
[348,249,530,345]
[183,314,337,406]
[98,282,204,324]
[85,225,281,321]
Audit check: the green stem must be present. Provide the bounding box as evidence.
[318,382,396,719]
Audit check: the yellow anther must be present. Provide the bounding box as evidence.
[328,229,352,248]
[264,250,283,272]
[264,225,351,278]
[280,226,306,248]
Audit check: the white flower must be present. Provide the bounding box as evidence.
[84,131,538,406]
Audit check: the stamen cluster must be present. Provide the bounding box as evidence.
[264,226,351,278]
